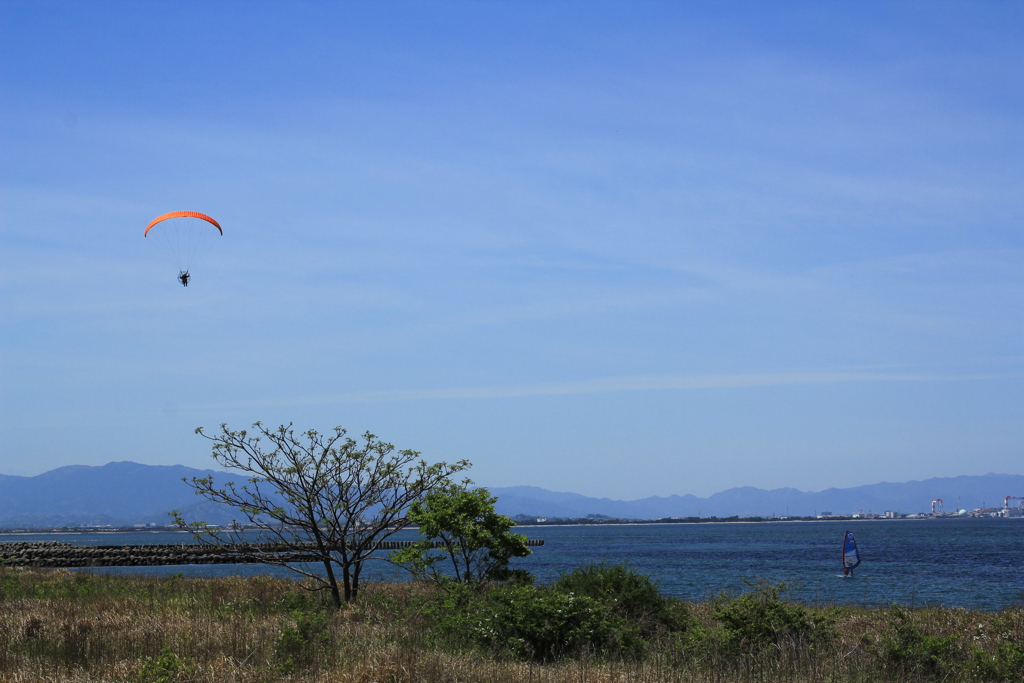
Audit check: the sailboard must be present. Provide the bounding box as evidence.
[841,530,861,576]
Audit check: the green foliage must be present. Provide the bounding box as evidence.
[964,638,1024,681]
[272,586,322,613]
[553,562,687,630]
[1,569,173,604]
[711,579,834,651]
[425,583,642,661]
[138,647,194,683]
[274,608,331,673]
[994,640,1024,680]
[390,484,532,586]
[424,563,692,662]
[875,607,960,680]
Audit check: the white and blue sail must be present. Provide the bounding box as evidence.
[842,530,861,575]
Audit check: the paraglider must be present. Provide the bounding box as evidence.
[144,211,222,286]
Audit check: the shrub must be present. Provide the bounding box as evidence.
[711,579,834,652]
[553,561,690,633]
[965,640,1024,682]
[137,647,195,683]
[875,607,960,680]
[995,640,1024,681]
[274,608,331,673]
[426,583,647,661]
[422,564,694,662]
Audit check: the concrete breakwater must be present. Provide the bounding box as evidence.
[0,539,544,568]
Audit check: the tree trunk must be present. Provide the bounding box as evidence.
[342,565,353,603]
[321,557,342,609]
[352,561,362,601]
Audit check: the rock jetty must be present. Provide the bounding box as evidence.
[0,539,543,567]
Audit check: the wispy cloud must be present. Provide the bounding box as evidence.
[190,370,1013,411]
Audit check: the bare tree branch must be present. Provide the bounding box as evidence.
[172,422,469,607]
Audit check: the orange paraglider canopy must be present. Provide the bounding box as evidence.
[144,211,222,236]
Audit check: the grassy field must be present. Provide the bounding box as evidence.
[1,566,1021,682]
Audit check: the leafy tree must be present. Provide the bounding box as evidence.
[390,484,531,586]
[172,422,468,607]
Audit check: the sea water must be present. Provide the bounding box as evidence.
[3,518,1021,610]
[517,518,1024,610]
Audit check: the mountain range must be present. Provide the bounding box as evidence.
[0,461,1021,528]
[488,475,1024,519]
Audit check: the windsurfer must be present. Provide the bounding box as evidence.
[842,530,861,577]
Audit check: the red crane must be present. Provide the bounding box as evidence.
[1003,496,1024,511]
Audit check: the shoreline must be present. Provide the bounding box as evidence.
[3,515,1020,535]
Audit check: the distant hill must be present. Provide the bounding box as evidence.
[0,461,239,527]
[490,474,1024,519]
[0,462,1021,527]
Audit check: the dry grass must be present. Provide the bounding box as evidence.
[0,567,1021,683]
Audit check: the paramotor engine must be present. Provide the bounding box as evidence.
[144,211,222,286]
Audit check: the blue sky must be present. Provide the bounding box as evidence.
[1,1,1021,498]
